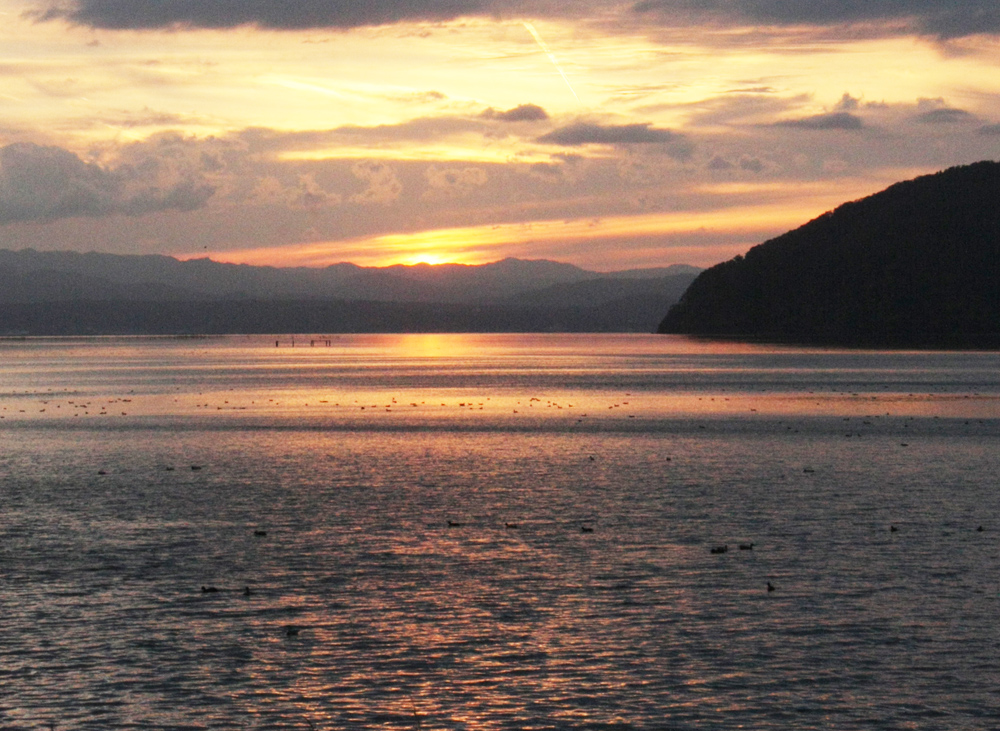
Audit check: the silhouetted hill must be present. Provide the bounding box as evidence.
[0,251,699,334]
[659,161,1000,347]
[503,273,694,312]
[0,295,688,335]
[0,250,696,303]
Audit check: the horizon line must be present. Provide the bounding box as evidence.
[2,247,706,275]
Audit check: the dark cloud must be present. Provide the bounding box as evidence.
[834,93,861,112]
[482,104,550,122]
[774,112,863,130]
[537,122,679,146]
[35,0,1000,38]
[528,161,564,178]
[706,155,734,170]
[0,142,214,224]
[915,107,977,124]
[633,0,1000,39]
[978,123,1000,135]
[37,0,498,30]
[705,154,764,172]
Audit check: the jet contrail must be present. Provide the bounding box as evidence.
[523,21,581,105]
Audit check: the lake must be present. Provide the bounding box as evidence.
[2,333,999,730]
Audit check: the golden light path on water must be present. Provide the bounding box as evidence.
[4,333,1000,424]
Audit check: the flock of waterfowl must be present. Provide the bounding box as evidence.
[707,542,775,591]
[193,528,307,637]
[1,391,647,423]
[706,522,990,595]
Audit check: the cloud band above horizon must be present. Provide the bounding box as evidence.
[35,0,1000,38]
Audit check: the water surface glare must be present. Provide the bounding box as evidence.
[2,334,999,730]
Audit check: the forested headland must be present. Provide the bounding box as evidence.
[659,161,1000,347]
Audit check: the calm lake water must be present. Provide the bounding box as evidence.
[2,333,999,730]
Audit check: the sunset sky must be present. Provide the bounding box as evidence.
[1,0,999,270]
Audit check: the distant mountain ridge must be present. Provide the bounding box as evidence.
[0,249,696,303]
[0,250,700,334]
[658,161,1000,347]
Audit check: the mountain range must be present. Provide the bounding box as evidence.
[0,249,700,335]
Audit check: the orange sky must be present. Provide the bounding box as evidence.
[1,1,999,270]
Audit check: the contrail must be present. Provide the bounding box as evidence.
[523,21,581,105]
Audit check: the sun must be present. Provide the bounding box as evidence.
[396,252,457,266]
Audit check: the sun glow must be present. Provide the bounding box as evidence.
[396,252,454,266]
[196,180,872,269]
[276,142,555,164]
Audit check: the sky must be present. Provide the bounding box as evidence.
[1,1,999,271]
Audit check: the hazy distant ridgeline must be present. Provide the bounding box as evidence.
[0,251,699,334]
[659,160,1000,347]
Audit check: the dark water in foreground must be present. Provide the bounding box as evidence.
[2,334,999,730]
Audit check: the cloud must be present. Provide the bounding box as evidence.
[350,160,402,204]
[101,108,206,130]
[36,0,495,30]
[978,123,1000,135]
[632,0,1000,39]
[33,0,1000,38]
[834,93,861,112]
[685,92,812,128]
[481,104,550,122]
[774,112,863,130]
[423,165,488,199]
[537,122,679,146]
[706,155,734,170]
[915,107,977,124]
[251,174,342,209]
[0,142,214,224]
[238,116,489,155]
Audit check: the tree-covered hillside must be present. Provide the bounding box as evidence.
[659,161,1000,346]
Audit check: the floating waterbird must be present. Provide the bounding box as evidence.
[890,525,898,532]
[254,530,267,537]
[710,545,728,554]
[447,520,463,527]
[201,585,219,593]
[767,582,775,592]
[581,525,594,533]
[739,543,754,551]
